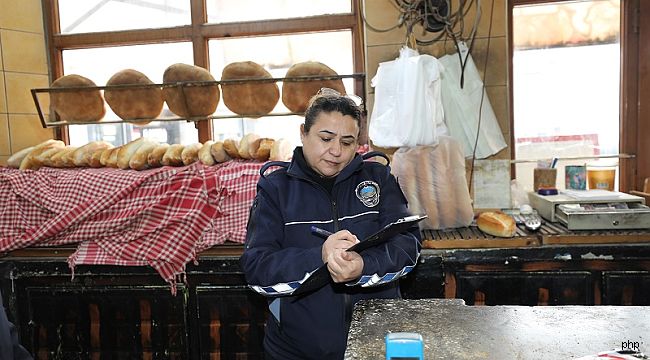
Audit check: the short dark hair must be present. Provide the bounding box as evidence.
[303,90,362,133]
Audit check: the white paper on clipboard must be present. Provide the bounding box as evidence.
[472,159,511,209]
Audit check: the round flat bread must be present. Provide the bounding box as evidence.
[162,63,220,118]
[281,62,346,113]
[50,74,105,122]
[221,61,279,117]
[104,69,163,125]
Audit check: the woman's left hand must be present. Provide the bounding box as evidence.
[327,250,363,283]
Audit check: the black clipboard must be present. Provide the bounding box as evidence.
[292,214,426,296]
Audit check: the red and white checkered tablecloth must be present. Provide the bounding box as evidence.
[0,160,264,293]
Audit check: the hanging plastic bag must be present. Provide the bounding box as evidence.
[369,46,446,147]
[438,42,507,159]
[391,136,474,230]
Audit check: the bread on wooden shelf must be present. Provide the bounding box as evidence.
[476,211,516,238]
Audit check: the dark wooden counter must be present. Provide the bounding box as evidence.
[345,298,649,359]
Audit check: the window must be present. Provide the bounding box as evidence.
[45,0,364,147]
[511,0,621,190]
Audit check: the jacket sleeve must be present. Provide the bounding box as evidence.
[0,291,33,360]
[349,167,422,287]
[239,179,324,297]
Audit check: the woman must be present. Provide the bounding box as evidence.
[240,89,421,360]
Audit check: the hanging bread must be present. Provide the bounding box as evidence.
[50,74,105,122]
[104,69,163,125]
[281,62,346,113]
[162,63,220,118]
[220,61,279,117]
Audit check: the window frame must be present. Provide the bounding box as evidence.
[41,0,366,144]
[508,0,647,192]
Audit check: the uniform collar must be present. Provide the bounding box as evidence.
[287,147,363,185]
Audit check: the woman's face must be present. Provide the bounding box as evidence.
[300,111,359,178]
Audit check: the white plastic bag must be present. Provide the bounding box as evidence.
[438,42,507,159]
[391,136,474,230]
[369,46,446,147]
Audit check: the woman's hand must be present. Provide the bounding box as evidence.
[321,230,358,263]
[327,250,363,283]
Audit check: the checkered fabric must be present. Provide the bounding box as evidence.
[0,160,263,294]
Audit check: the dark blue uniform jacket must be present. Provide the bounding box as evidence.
[240,150,422,360]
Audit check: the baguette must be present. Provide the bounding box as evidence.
[238,134,260,160]
[249,138,274,161]
[199,141,215,165]
[7,146,34,168]
[36,146,67,168]
[100,147,115,167]
[269,138,293,161]
[181,143,202,165]
[106,147,120,168]
[161,144,184,166]
[476,211,516,238]
[147,143,170,168]
[72,141,113,167]
[129,140,159,170]
[50,146,78,168]
[222,139,240,159]
[88,148,106,168]
[210,142,231,163]
[19,140,66,170]
[117,137,147,169]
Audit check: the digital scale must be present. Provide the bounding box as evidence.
[528,191,650,230]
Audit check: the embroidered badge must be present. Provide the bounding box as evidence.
[355,181,380,207]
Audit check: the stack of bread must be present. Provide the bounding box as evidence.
[6,136,293,171]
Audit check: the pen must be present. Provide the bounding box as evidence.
[310,225,333,238]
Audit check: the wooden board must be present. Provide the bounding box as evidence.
[421,226,541,249]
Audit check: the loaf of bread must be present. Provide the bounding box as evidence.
[282,62,346,113]
[476,211,517,238]
[72,141,113,167]
[147,143,170,168]
[162,63,220,118]
[105,147,120,168]
[220,61,279,117]
[199,141,215,165]
[35,147,66,168]
[100,147,116,167]
[104,69,163,124]
[7,146,34,168]
[161,144,185,166]
[50,74,105,122]
[238,134,260,159]
[49,146,78,168]
[129,140,159,170]
[210,142,231,163]
[181,143,202,165]
[269,138,293,161]
[249,138,274,161]
[222,139,240,159]
[18,140,66,170]
[390,137,474,230]
[117,137,147,169]
[88,148,106,168]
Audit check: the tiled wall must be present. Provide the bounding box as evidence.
[363,0,510,160]
[0,0,54,166]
